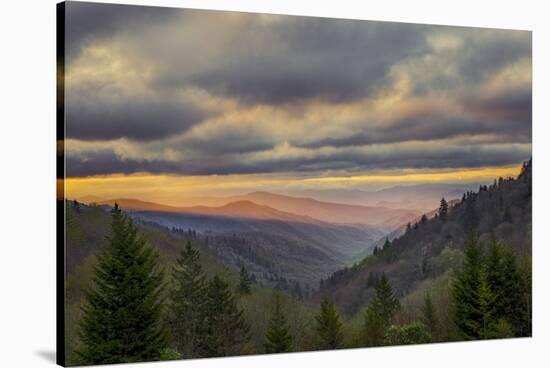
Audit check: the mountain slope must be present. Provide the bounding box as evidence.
[228,191,420,229]
[95,194,420,231]
[63,202,318,364]
[95,198,322,224]
[122,208,385,288]
[316,160,532,315]
[287,183,481,211]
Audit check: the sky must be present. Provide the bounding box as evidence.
[62,2,532,204]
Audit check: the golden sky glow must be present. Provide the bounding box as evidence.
[65,164,522,206]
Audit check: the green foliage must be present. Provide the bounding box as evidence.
[384,321,432,345]
[422,292,439,339]
[452,231,493,340]
[203,275,251,357]
[237,266,253,295]
[363,307,386,347]
[363,273,400,346]
[168,241,209,358]
[452,232,530,340]
[76,204,168,365]
[264,294,293,353]
[485,235,530,336]
[315,298,344,350]
[159,348,182,361]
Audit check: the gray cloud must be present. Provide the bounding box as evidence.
[171,19,430,105]
[65,94,205,141]
[63,3,532,177]
[65,1,177,62]
[66,140,531,178]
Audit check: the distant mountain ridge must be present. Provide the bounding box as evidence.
[228,191,420,229]
[94,198,323,225]
[286,183,482,211]
[72,201,386,289]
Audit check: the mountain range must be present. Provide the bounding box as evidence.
[92,191,420,230]
[316,161,532,315]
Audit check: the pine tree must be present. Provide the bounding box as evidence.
[363,273,400,346]
[452,232,497,340]
[315,298,344,350]
[485,236,529,336]
[420,214,428,224]
[264,294,293,353]
[363,307,386,347]
[169,241,208,358]
[203,276,251,357]
[236,266,253,295]
[439,197,449,221]
[421,292,439,340]
[373,273,400,326]
[76,204,167,364]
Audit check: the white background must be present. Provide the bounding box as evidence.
[0,0,548,367]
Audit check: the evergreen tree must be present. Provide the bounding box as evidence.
[452,232,497,340]
[420,214,428,224]
[363,307,386,347]
[421,292,439,340]
[77,204,167,364]
[236,266,253,295]
[485,236,529,336]
[383,238,391,251]
[169,241,208,358]
[264,294,293,353]
[476,269,497,339]
[439,197,449,221]
[315,298,344,350]
[372,273,400,327]
[363,273,400,346]
[203,276,251,357]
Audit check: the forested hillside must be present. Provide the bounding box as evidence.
[64,203,320,364]
[130,209,383,289]
[317,160,532,316]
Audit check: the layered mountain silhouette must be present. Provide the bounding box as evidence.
[93,191,420,230]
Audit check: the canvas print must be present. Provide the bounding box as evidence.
[57,1,532,366]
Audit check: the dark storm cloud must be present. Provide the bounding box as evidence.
[65,151,181,177]
[183,19,429,105]
[64,1,177,61]
[463,87,532,124]
[457,35,531,84]
[66,139,530,177]
[65,95,205,141]
[297,113,531,150]
[183,132,275,156]
[63,3,532,177]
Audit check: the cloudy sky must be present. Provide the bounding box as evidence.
[63,2,531,204]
